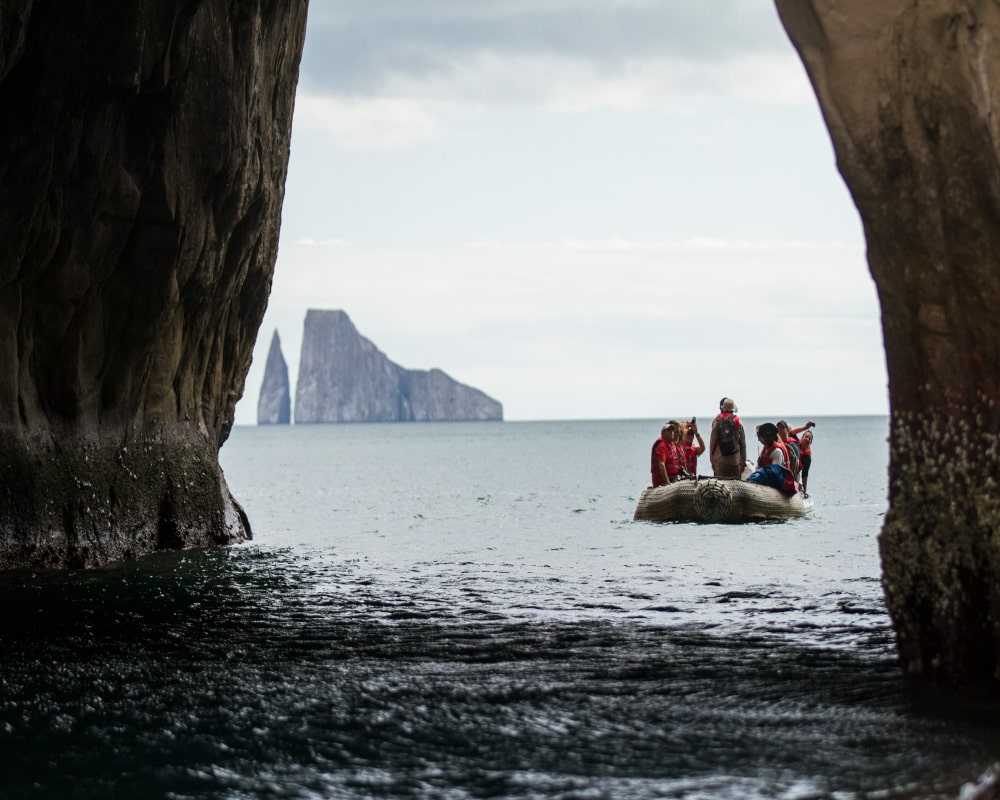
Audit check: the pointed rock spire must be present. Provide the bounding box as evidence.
[258,330,291,424]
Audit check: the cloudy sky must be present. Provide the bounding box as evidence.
[234,0,886,425]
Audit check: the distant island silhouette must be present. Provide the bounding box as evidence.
[258,310,503,424]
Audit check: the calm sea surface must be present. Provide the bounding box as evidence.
[3,416,1000,799]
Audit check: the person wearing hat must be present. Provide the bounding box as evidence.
[650,422,682,488]
[709,397,746,478]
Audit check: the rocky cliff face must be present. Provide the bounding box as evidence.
[294,310,503,423]
[0,1,308,567]
[778,0,1000,685]
[401,368,504,422]
[258,330,291,425]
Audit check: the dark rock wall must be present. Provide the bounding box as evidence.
[0,0,308,567]
[294,309,503,423]
[258,330,291,424]
[777,0,1000,684]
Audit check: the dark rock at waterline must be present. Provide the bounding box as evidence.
[0,0,308,568]
[258,330,291,425]
[778,0,1000,686]
[294,310,503,423]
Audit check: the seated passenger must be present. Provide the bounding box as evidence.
[757,422,789,468]
[748,422,797,495]
[650,422,682,488]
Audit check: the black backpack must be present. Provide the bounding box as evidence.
[717,416,738,456]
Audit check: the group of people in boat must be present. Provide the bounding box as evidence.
[650,397,815,495]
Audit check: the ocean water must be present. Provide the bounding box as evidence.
[2,416,1000,799]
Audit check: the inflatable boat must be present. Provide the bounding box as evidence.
[633,478,813,523]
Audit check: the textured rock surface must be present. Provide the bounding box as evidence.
[0,0,308,567]
[258,330,291,425]
[295,310,503,423]
[778,0,1000,684]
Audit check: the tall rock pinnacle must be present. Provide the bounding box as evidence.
[258,331,291,425]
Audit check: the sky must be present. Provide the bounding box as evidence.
[234,0,887,425]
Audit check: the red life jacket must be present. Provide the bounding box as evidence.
[680,440,698,474]
[651,437,680,487]
[759,440,790,468]
[759,440,798,494]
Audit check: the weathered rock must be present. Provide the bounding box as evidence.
[777,0,1000,684]
[401,367,503,422]
[258,330,291,425]
[0,0,308,568]
[294,309,503,423]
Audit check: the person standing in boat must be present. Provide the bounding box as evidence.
[650,422,682,488]
[709,397,746,479]
[680,418,705,476]
[798,428,814,495]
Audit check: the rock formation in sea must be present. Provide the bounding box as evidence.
[258,331,291,425]
[0,1,308,568]
[778,1,1000,685]
[294,310,503,423]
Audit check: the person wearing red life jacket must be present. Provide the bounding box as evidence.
[775,420,800,477]
[798,428,815,495]
[757,422,790,469]
[650,422,682,488]
[750,422,798,495]
[777,419,815,486]
[679,418,705,475]
[710,397,746,479]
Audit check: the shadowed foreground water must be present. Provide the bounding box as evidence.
[2,546,999,800]
[3,419,1000,798]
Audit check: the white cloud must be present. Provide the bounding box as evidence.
[291,1,812,153]
[293,48,812,153]
[292,95,452,150]
[239,5,880,426]
[235,238,886,425]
